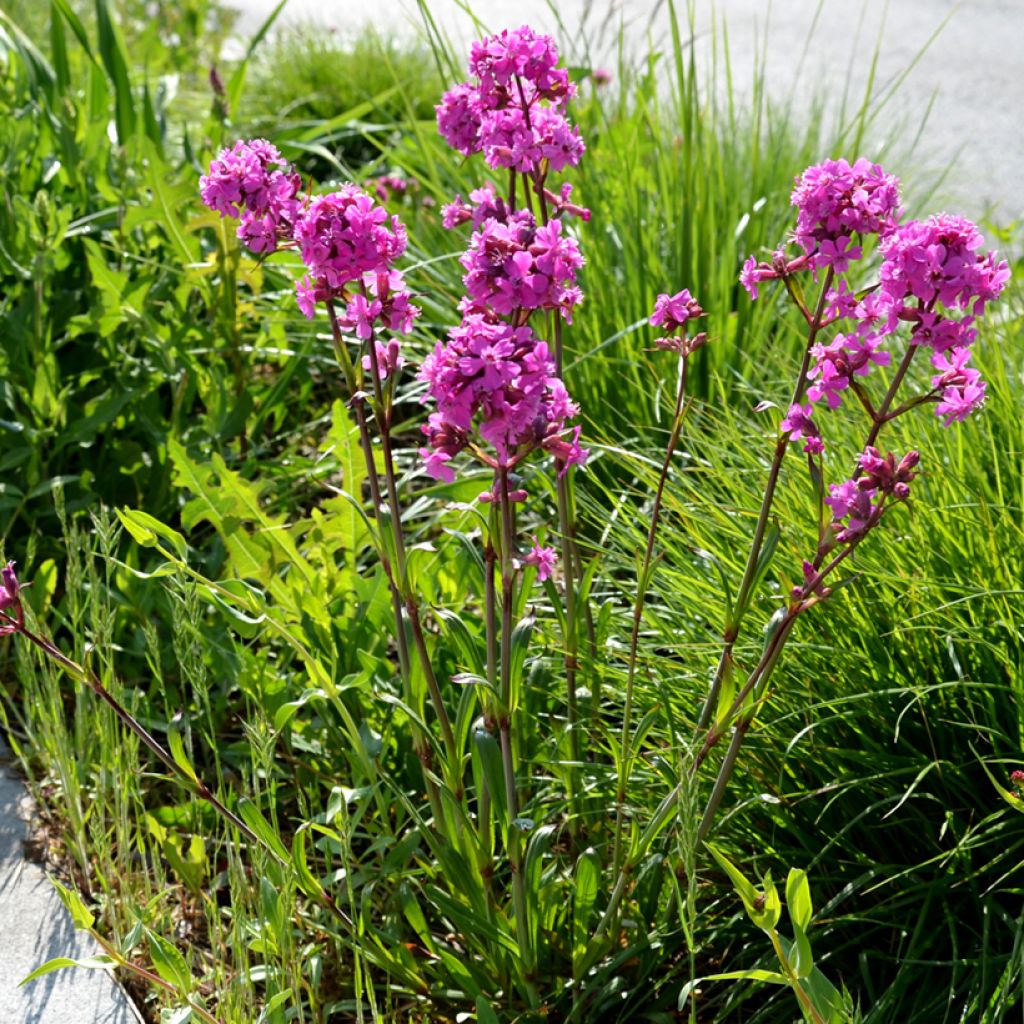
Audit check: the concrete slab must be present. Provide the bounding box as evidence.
[0,743,143,1024]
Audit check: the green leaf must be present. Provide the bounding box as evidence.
[790,923,814,980]
[237,798,290,862]
[472,725,507,825]
[736,520,781,623]
[95,0,135,144]
[51,0,97,63]
[572,847,601,966]
[117,507,188,561]
[507,613,535,712]
[255,991,293,1024]
[678,969,788,1007]
[20,956,115,986]
[707,845,779,932]
[475,995,501,1024]
[786,867,813,931]
[145,927,192,993]
[167,727,199,787]
[292,829,325,901]
[144,144,198,265]
[51,879,94,930]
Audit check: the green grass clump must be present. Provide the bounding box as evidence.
[243,26,444,178]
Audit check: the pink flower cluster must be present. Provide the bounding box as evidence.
[807,332,891,410]
[649,289,708,355]
[425,29,588,487]
[825,448,918,543]
[650,290,704,334]
[460,211,583,322]
[742,158,1010,437]
[879,214,1009,317]
[293,187,407,291]
[419,314,587,479]
[199,139,300,254]
[780,403,823,455]
[305,269,419,343]
[435,26,584,176]
[524,537,557,580]
[200,141,421,341]
[790,158,901,268]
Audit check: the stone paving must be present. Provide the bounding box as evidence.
[0,743,141,1024]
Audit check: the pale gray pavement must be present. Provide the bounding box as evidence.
[230,0,1024,222]
[0,742,142,1024]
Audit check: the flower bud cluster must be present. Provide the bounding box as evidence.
[825,448,918,543]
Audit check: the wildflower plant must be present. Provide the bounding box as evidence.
[4,22,1014,1024]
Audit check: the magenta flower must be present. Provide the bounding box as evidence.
[436,83,484,156]
[439,27,583,178]
[199,139,300,254]
[790,157,901,264]
[825,479,878,542]
[816,235,862,272]
[740,255,764,300]
[373,175,410,202]
[293,186,407,292]
[935,380,987,425]
[524,538,557,581]
[930,347,981,391]
[480,104,585,174]
[650,290,705,334]
[0,561,22,635]
[199,139,294,218]
[468,26,571,106]
[419,413,469,483]
[879,214,1009,318]
[780,403,824,454]
[807,333,890,408]
[419,315,583,472]
[460,213,584,321]
[910,312,976,353]
[542,424,590,477]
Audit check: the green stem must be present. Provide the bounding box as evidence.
[364,320,459,775]
[325,303,448,833]
[768,930,829,1024]
[612,354,690,878]
[698,268,834,731]
[496,466,539,1008]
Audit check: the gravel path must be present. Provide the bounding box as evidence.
[0,743,142,1024]
[230,0,1023,221]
